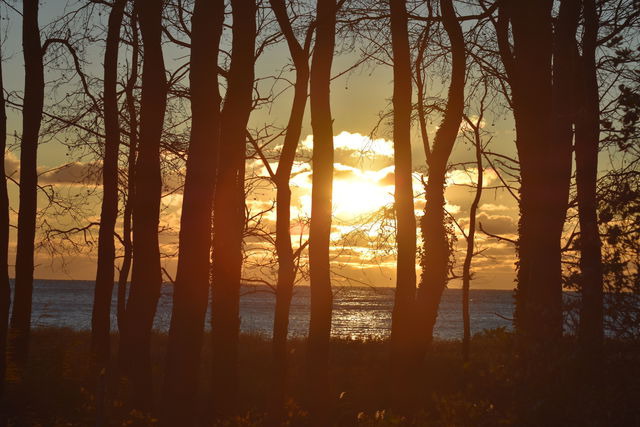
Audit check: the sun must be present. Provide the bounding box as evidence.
[332,169,394,218]
[291,132,397,221]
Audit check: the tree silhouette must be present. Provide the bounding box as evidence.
[0,29,10,404]
[162,1,224,424]
[415,0,465,359]
[211,0,256,415]
[117,0,167,410]
[10,0,45,367]
[91,0,127,368]
[267,0,314,421]
[576,0,604,370]
[389,0,418,410]
[307,0,337,419]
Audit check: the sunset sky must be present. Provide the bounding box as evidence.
[0,1,523,289]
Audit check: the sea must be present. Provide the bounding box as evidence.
[18,279,514,340]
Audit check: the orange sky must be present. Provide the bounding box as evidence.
[0,1,522,289]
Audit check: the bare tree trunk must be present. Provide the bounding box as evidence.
[117,0,167,410]
[0,40,10,402]
[211,0,256,416]
[268,0,312,421]
[500,1,577,421]
[576,0,604,369]
[162,1,224,425]
[9,0,44,367]
[91,0,127,367]
[502,0,570,352]
[389,0,417,410]
[306,0,336,420]
[116,10,139,335]
[415,0,465,355]
[461,118,485,363]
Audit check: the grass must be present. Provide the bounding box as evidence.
[3,327,640,426]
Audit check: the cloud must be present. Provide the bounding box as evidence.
[376,169,395,187]
[5,152,19,177]
[446,167,498,186]
[476,212,517,235]
[333,166,360,181]
[38,161,102,185]
[300,131,394,169]
[480,203,510,212]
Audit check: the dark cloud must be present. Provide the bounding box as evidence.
[38,161,102,185]
[5,153,19,177]
[476,212,517,235]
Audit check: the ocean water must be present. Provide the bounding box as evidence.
[20,280,514,340]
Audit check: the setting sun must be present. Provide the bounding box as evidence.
[332,169,394,217]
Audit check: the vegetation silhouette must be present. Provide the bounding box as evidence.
[0,0,638,425]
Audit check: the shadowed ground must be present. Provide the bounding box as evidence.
[3,327,639,425]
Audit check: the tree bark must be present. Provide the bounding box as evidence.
[268,0,311,421]
[389,0,417,409]
[162,1,224,425]
[117,0,167,410]
[0,40,10,402]
[91,0,127,367]
[415,0,465,354]
[306,0,336,420]
[210,0,256,416]
[576,0,604,367]
[9,0,44,366]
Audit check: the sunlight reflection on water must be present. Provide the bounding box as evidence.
[21,279,516,340]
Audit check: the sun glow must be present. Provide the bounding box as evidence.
[332,174,394,218]
[291,132,398,221]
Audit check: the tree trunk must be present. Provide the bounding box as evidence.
[415,0,465,355]
[501,1,577,420]
[306,0,336,420]
[462,123,484,363]
[117,0,167,410]
[9,0,44,366]
[268,0,311,421]
[116,10,139,335]
[389,0,417,409]
[162,1,224,425]
[505,0,569,351]
[210,0,256,416]
[0,40,11,402]
[576,0,604,368]
[91,0,127,367]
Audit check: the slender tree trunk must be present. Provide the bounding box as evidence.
[118,0,167,410]
[9,0,44,366]
[211,0,256,416]
[461,124,484,363]
[91,0,127,367]
[576,0,604,368]
[117,11,139,335]
[389,0,417,410]
[0,41,11,402]
[415,0,465,354]
[162,1,224,425]
[306,0,336,420]
[268,0,311,421]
